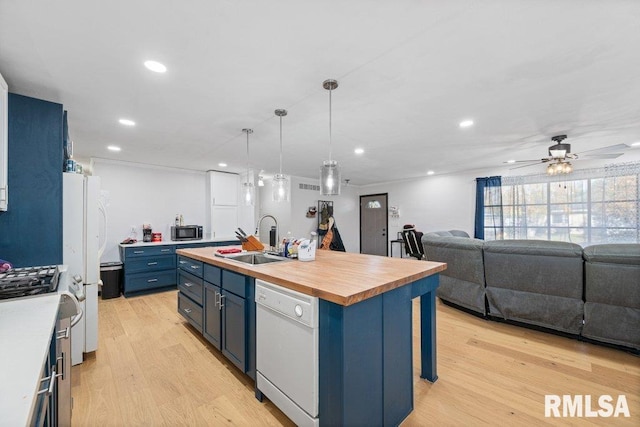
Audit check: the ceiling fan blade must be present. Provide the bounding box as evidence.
[503,159,542,164]
[582,153,624,159]
[575,144,628,155]
[509,162,544,170]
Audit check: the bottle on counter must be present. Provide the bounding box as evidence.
[175,214,180,226]
[179,214,184,226]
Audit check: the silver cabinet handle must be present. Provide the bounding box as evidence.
[147,262,158,266]
[214,291,220,309]
[147,278,158,283]
[56,327,70,340]
[219,294,225,309]
[184,282,193,287]
[38,369,58,396]
[179,260,187,264]
[134,250,144,254]
[190,265,200,270]
[183,308,192,314]
[161,249,170,252]
[56,353,66,380]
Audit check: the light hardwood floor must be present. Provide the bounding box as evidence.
[72,290,639,426]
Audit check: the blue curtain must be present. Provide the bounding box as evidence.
[474,176,502,240]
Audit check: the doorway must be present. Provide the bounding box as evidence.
[360,193,388,256]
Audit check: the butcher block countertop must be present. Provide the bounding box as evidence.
[176,246,446,306]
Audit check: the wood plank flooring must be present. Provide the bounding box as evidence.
[72,290,639,426]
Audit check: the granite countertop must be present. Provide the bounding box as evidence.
[176,246,447,306]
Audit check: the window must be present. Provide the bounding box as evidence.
[486,162,640,245]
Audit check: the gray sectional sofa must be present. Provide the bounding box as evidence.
[422,231,640,351]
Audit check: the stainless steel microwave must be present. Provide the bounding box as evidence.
[171,225,203,241]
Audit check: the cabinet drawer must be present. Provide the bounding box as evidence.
[177,256,204,277]
[125,270,176,294]
[222,269,247,298]
[178,270,204,305]
[204,264,221,286]
[178,292,203,332]
[124,245,175,258]
[125,255,175,274]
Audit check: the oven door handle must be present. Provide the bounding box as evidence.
[70,308,84,327]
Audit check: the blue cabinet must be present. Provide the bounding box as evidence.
[179,256,256,379]
[119,241,236,296]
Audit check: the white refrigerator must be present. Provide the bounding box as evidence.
[63,173,106,366]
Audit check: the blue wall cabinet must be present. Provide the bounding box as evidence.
[0,93,63,267]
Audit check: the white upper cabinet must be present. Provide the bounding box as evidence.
[208,171,239,206]
[0,72,8,211]
[205,171,239,238]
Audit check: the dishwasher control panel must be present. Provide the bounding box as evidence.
[255,280,318,328]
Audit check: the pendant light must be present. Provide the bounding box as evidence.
[320,79,341,195]
[272,109,290,202]
[241,128,255,206]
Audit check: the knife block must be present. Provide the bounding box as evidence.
[242,235,264,251]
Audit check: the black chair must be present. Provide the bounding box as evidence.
[401,227,425,260]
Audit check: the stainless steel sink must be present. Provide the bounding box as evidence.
[215,251,290,265]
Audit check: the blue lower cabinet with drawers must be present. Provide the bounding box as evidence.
[119,241,237,297]
[178,259,256,380]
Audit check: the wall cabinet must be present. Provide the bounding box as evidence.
[206,171,239,239]
[178,258,256,379]
[208,171,239,206]
[0,72,8,211]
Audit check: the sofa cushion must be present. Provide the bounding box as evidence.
[483,240,584,299]
[422,234,486,315]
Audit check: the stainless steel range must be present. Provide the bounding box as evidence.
[0,265,60,300]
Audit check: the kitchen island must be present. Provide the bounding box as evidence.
[176,246,446,426]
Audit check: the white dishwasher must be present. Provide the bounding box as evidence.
[255,279,319,427]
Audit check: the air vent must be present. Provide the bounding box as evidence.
[299,183,320,191]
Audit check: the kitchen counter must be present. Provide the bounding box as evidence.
[176,246,446,306]
[0,293,60,426]
[119,237,238,248]
[177,246,447,425]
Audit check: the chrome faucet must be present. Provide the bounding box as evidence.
[255,214,278,251]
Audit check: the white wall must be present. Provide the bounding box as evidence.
[359,172,480,246]
[258,176,360,252]
[92,159,207,263]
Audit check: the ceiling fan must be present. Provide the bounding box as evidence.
[506,135,627,174]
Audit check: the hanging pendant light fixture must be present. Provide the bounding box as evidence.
[272,109,290,202]
[241,128,255,206]
[320,79,341,195]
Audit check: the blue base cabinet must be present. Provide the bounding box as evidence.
[179,258,256,380]
[119,241,236,296]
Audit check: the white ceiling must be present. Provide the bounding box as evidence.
[1,0,639,185]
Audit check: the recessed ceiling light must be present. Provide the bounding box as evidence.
[218,162,227,167]
[107,145,121,152]
[144,60,167,73]
[506,159,516,163]
[119,118,135,126]
[631,141,640,147]
[427,170,435,175]
[459,119,474,128]
[354,148,364,155]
